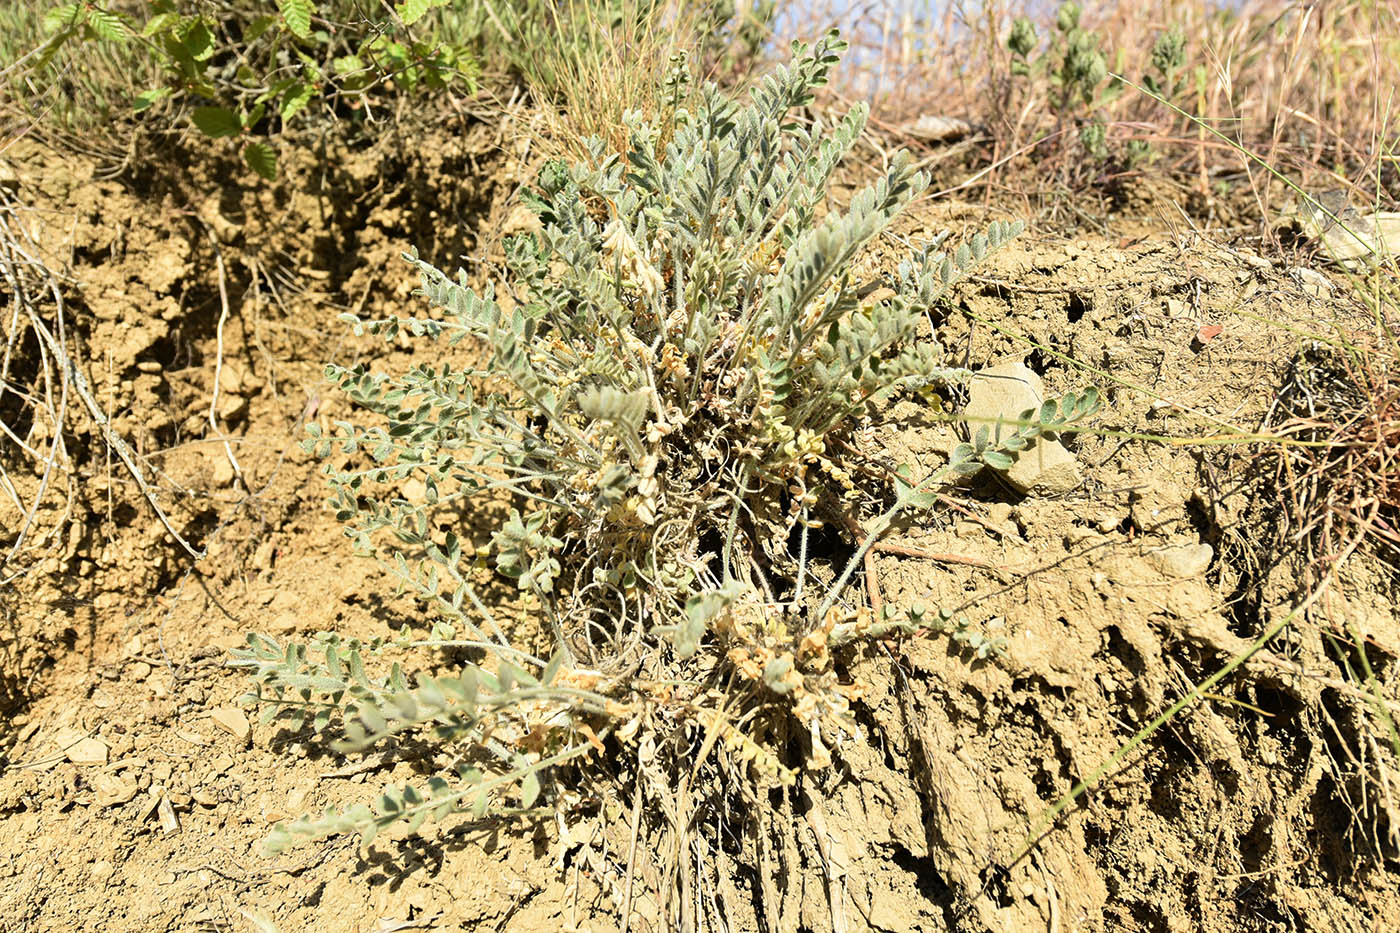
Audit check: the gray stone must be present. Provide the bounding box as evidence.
[1147,542,1213,578]
[962,362,1083,496]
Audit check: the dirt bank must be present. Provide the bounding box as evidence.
[1,115,1396,931]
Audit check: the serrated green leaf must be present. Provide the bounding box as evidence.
[280,81,314,121]
[243,141,277,180]
[132,86,172,112]
[278,0,314,39]
[84,6,129,42]
[42,4,81,34]
[192,106,241,138]
[396,0,448,26]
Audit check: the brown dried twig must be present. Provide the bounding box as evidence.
[0,187,204,569]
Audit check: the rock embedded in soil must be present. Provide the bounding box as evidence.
[93,773,139,808]
[1147,542,1214,578]
[210,707,250,743]
[51,728,109,766]
[67,737,110,765]
[961,362,1083,496]
[210,456,237,488]
[216,392,249,425]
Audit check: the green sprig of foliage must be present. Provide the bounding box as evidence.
[950,388,1101,475]
[1007,3,1193,164]
[324,30,1024,648]
[231,632,610,852]
[1008,3,1118,158]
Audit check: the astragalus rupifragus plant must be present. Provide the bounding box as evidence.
[234,31,1095,855]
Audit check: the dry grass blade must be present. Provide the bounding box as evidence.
[1266,343,1400,587]
[795,0,1399,224]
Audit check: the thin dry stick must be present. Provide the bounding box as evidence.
[0,206,74,570]
[10,242,204,560]
[619,764,644,933]
[870,538,1002,569]
[659,697,734,927]
[206,237,245,491]
[837,510,1003,616]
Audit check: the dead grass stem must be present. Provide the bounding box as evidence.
[1268,340,1400,589]
[789,0,1398,224]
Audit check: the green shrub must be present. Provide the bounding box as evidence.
[24,0,480,178]
[235,30,1097,852]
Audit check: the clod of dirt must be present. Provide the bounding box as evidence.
[209,707,250,743]
[1146,541,1214,578]
[962,361,1082,494]
[62,735,109,766]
